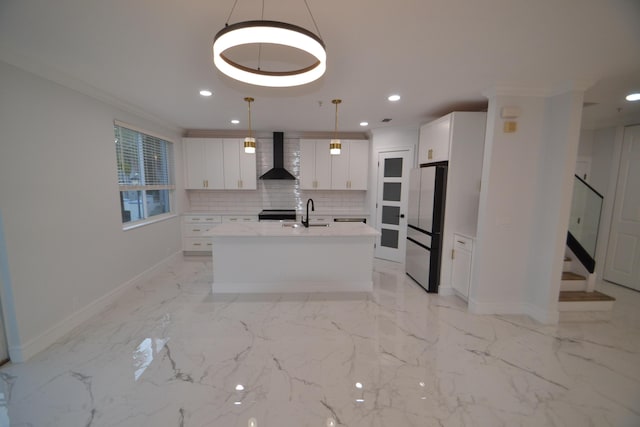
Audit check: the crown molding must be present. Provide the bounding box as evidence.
[483,80,595,99]
[0,43,183,135]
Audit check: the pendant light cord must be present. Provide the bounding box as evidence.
[247,99,253,139]
[334,101,339,139]
[257,0,265,71]
[304,0,323,40]
[225,0,240,25]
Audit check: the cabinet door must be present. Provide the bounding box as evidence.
[222,139,257,190]
[314,140,332,189]
[451,235,473,299]
[299,139,316,189]
[203,140,225,189]
[222,139,240,189]
[451,248,472,299]
[239,142,257,189]
[419,114,452,164]
[347,140,369,190]
[331,140,368,190]
[183,139,206,189]
[331,141,350,189]
[300,140,331,190]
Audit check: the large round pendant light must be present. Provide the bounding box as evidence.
[213,1,326,87]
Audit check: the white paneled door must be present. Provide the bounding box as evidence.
[375,149,412,263]
[605,125,640,291]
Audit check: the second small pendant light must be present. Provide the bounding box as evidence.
[330,99,342,155]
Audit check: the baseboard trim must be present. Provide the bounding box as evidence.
[468,298,559,324]
[9,251,182,363]
[437,285,456,296]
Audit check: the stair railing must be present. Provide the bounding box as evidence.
[567,174,603,273]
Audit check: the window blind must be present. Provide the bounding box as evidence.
[115,125,174,189]
[114,123,174,224]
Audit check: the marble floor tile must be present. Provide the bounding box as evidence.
[1,256,639,426]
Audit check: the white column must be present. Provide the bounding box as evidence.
[469,86,586,323]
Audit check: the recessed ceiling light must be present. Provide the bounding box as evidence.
[231,119,240,124]
[388,94,401,102]
[235,384,244,391]
[626,92,640,101]
[200,90,213,97]
[360,121,369,127]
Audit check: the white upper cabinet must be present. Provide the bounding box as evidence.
[419,114,453,164]
[222,139,257,190]
[183,138,224,189]
[301,139,368,190]
[183,138,256,190]
[331,140,369,190]
[300,139,332,190]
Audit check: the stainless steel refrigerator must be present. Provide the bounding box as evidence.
[405,162,447,293]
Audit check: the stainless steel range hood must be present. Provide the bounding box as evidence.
[259,132,296,180]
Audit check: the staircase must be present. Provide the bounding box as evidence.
[559,175,614,312]
[559,255,615,312]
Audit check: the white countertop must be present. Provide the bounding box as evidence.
[206,221,380,238]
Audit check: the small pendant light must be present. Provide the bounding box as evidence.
[244,97,256,154]
[330,99,342,155]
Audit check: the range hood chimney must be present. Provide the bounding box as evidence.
[259,132,296,180]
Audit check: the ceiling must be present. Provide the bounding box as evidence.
[1,0,639,134]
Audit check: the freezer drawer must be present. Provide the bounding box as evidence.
[407,226,432,248]
[405,238,430,291]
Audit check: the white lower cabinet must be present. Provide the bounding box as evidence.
[308,215,332,224]
[182,214,222,253]
[222,215,258,223]
[451,233,474,300]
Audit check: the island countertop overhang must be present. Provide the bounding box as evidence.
[206,221,380,238]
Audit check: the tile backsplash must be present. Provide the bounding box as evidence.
[186,138,367,214]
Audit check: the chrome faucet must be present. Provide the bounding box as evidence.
[302,198,315,228]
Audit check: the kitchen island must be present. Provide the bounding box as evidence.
[207,222,379,293]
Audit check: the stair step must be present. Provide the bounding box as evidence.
[562,271,586,281]
[558,291,616,312]
[559,291,615,302]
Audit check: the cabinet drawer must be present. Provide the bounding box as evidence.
[223,215,258,223]
[183,214,222,224]
[310,216,332,223]
[183,237,213,252]
[183,223,217,237]
[453,234,473,251]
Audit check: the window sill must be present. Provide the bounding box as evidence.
[122,213,177,231]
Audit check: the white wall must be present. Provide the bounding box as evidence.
[0,61,183,361]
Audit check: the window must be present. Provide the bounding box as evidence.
[114,122,175,226]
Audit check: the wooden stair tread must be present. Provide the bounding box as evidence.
[559,291,615,302]
[562,271,586,281]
